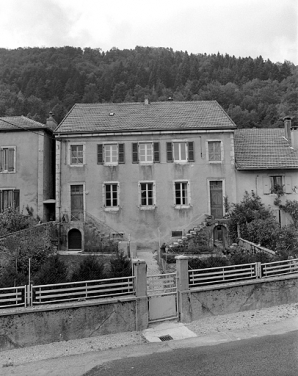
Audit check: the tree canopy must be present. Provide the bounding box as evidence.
[0,46,296,127]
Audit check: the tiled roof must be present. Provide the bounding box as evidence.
[235,128,298,170]
[0,116,47,131]
[55,101,236,134]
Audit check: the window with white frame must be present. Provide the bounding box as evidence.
[98,143,125,165]
[70,144,84,165]
[0,147,16,173]
[174,181,190,207]
[139,181,156,209]
[166,142,194,163]
[207,141,222,162]
[132,142,159,164]
[103,182,120,209]
[0,189,20,212]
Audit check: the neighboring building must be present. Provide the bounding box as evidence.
[54,100,237,250]
[234,118,298,226]
[0,115,56,221]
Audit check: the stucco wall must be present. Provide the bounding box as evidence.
[58,131,237,246]
[180,275,298,322]
[0,298,139,351]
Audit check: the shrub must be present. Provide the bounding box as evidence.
[189,256,230,269]
[71,255,106,282]
[245,218,280,249]
[108,251,132,278]
[0,263,27,287]
[33,255,68,285]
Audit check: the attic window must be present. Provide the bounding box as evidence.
[109,112,115,116]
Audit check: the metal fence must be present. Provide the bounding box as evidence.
[0,286,27,308]
[147,272,177,296]
[189,263,258,287]
[262,258,298,278]
[31,276,135,305]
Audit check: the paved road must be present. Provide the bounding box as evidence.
[83,331,298,376]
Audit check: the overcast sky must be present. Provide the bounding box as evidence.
[0,0,297,64]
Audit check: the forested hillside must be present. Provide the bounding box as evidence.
[0,46,296,127]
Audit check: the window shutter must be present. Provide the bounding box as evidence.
[153,182,156,205]
[285,176,292,194]
[166,142,173,162]
[14,190,20,211]
[263,177,271,194]
[187,181,191,205]
[7,148,15,172]
[97,144,103,164]
[188,142,194,162]
[132,143,138,163]
[0,149,3,172]
[118,143,125,164]
[153,142,160,163]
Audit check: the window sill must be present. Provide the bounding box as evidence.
[0,171,15,173]
[139,206,156,210]
[173,161,188,164]
[174,205,191,210]
[104,207,120,212]
[104,163,119,167]
[208,161,223,164]
[69,164,85,167]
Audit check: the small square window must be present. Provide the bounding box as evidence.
[139,143,154,164]
[173,142,187,162]
[105,144,118,164]
[0,147,16,173]
[270,176,283,194]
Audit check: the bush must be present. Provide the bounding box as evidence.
[71,255,106,282]
[245,218,280,249]
[108,251,132,278]
[0,263,27,287]
[33,255,68,285]
[189,256,230,269]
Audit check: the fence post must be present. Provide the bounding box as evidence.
[132,259,148,330]
[256,262,262,278]
[175,256,191,322]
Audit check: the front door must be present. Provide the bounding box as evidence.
[210,181,223,218]
[71,185,84,221]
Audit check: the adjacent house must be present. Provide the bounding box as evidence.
[54,100,237,251]
[234,118,298,226]
[0,115,56,221]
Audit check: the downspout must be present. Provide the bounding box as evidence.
[255,174,258,195]
[55,140,62,249]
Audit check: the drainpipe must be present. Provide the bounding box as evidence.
[255,175,258,195]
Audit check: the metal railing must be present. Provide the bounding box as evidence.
[147,272,177,296]
[0,286,27,308]
[262,258,298,278]
[31,276,135,305]
[189,263,259,287]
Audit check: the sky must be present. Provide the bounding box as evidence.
[0,0,297,64]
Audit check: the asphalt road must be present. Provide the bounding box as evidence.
[83,331,298,376]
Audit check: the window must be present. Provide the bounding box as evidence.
[97,144,125,165]
[139,181,156,209]
[132,142,159,164]
[270,176,283,194]
[70,144,85,165]
[166,142,194,163]
[208,141,222,162]
[0,147,16,173]
[70,185,84,221]
[174,181,190,207]
[103,182,119,209]
[0,189,20,212]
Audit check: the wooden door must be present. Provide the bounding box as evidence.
[71,185,84,221]
[210,181,223,218]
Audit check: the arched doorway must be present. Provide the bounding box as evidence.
[68,228,82,250]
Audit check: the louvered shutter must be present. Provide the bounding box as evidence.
[97,144,103,164]
[8,148,15,172]
[285,176,292,194]
[263,177,271,194]
[166,142,173,162]
[153,142,160,163]
[0,149,3,172]
[14,190,20,211]
[118,143,125,163]
[188,142,194,162]
[132,143,138,163]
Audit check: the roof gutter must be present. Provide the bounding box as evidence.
[54,128,235,139]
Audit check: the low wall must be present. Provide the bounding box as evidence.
[0,297,144,351]
[180,274,298,322]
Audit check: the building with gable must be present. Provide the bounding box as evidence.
[54,100,238,251]
[234,118,298,225]
[0,115,56,221]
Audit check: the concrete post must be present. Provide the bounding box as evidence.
[132,259,148,330]
[175,255,191,322]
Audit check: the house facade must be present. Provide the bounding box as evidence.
[54,100,237,250]
[0,116,55,221]
[234,118,298,226]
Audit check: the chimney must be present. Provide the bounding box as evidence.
[284,116,298,149]
[144,97,150,105]
[46,112,58,131]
